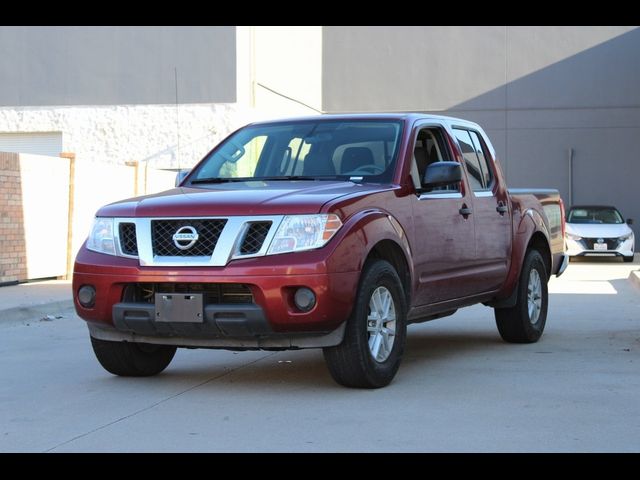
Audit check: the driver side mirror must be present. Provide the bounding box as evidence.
[175,169,190,187]
[423,162,462,189]
[627,218,634,225]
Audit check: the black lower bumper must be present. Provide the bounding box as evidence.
[112,302,271,338]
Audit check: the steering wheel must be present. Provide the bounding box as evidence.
[347,164,385,175]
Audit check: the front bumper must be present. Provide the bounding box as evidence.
[73,247,359,348]
[566,237,635,258]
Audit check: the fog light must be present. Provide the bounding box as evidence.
[294,287,316,312]
[78,285,96,308]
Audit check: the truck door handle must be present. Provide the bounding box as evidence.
[459,205,473,216]
[496,202,508,215]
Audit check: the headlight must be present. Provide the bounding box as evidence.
[86,217,116,255]
[566,232,582,241]
[268,214,342,255]
[619,232,634,241]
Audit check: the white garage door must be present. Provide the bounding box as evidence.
[0,132,63,156]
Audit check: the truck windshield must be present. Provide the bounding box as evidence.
[567,207,624,224]
[190,120,403,184]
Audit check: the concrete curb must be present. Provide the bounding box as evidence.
[629,270,640,291]
[0,299,74,325]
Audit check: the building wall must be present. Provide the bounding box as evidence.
[322,26,640,237]
[253,26,323,115]
[0,26,236,106]
[0,26,247,169]
[0,152,27,284]
[0,103,243,168]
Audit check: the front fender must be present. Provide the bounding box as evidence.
[326,209,413,278]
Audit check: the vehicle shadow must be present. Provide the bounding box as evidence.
[146,327,506,390]
[160,349,338,389]
[403,329,503,365]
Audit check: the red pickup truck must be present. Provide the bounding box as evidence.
[73,114,567,388]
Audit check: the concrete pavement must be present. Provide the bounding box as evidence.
[0,279,72,324]
[0,258,639,452]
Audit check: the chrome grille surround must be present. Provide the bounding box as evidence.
[112,216,284,267]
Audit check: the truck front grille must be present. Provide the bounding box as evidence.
[119,223,138,256]
[239,221,272,254]
[122,283,254,305]
[151,219,227,257]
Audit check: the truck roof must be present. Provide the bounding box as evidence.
[248,112,482,130]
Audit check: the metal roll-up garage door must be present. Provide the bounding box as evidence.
[0,132,63,156]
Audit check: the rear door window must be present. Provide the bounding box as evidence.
[468,131,493,189]
[452,128,493,192]
[452,129,484,191]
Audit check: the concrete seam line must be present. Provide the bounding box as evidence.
[42,351,279,452]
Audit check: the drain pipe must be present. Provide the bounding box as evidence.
[568,147,574,206]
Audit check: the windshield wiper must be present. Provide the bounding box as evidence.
[190,177,253,184]
[191,175,347,184]
[255,176,344,181]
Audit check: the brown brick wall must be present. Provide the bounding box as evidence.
[0,152,27,284]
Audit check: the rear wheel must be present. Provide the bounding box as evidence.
[323,259,407,388]
[91,337,176,376]
[494,249,548,343]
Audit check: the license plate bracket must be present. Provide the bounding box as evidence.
[155,293,204,323]
[593,243,608,251]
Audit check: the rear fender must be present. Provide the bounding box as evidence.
[492,208,551,305]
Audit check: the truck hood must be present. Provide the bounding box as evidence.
[97,180,389,217]
[566,222,633,239]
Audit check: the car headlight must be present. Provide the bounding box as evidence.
[86,217,116,255]
[619,232,634,242]
[268,214,342,255]
[566,232,582,241]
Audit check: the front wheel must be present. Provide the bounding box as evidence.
[494,249,548,343]
[90,337,177,376]
[623,255,634,263]
[323,259,407,388]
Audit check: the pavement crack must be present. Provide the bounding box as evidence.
[42,352,278,452]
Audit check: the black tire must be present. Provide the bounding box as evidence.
[494,249,548,343]
[623,255,634,263]
[90,337,176,376]
[323,259,407,388]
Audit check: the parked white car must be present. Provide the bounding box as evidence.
[565,205,635,262]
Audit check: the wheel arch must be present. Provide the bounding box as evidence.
[365,239,412,305]
[527,231,552,277]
